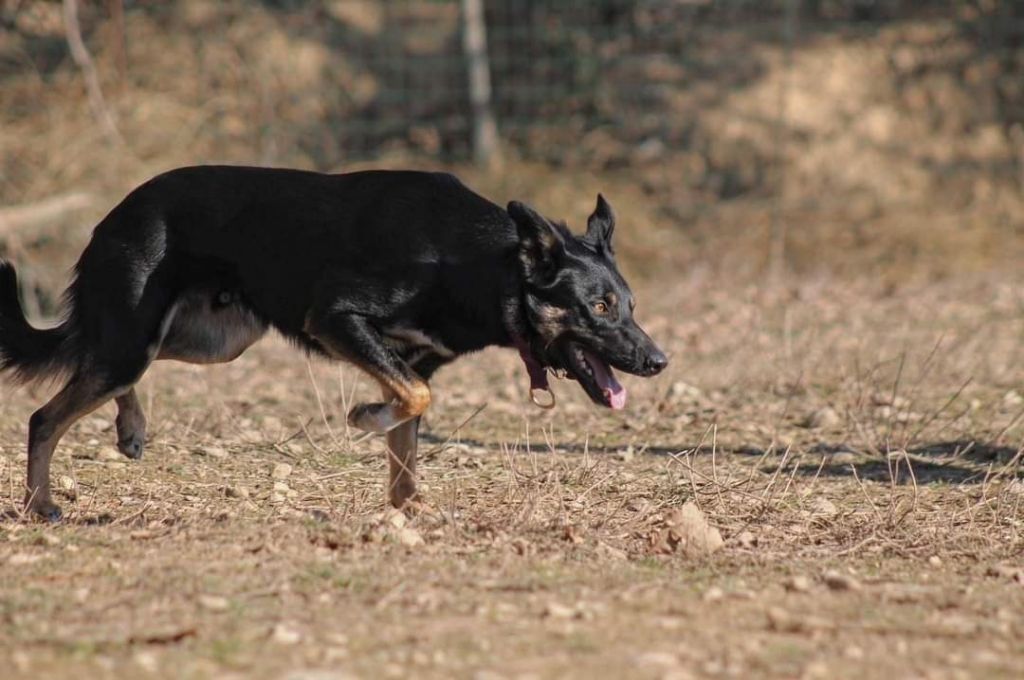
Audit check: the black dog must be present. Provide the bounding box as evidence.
[0,166,667,519]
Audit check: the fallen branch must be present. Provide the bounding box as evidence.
[0,191,95,236]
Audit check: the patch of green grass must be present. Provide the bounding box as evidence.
[207,636,245,666]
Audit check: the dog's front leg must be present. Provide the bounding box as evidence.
[304,312,431,434]
[385,413,420,508]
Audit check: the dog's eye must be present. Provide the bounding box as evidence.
[594,301,609,315]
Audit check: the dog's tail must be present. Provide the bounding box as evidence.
[0,260,74,384]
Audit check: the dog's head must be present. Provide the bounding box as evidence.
[508,195,668,410]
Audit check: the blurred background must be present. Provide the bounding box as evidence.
[1,0,1023,314]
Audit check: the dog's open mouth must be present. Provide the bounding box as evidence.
[561,341,627,410]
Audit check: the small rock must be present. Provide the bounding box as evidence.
[98,446,123,462]
[784,575,812,593]
[133,650,159,673]
[1003,390,1024,407]
[807,498,838,518]
[11,651,29,672]
[273,481,290,493]
[626,497,653,513]
[542,602,576,619]
[57,475,77,499]
[8,553,44,566]
[396,527,424,548]
[805,406,840,429]
[198,595,229,612]
[844,645,865,660]
[873,393,910,409]
[655,502,723,557]
[802,661,831,679]
[633,651,679,668]
[595,542,628,561]
[828,450,858,465]
[735,530,757,548]
[271,623,302,645]
[702,586,724,602]
[928,555,942,567]
[767,607,833,633]
[225,485,250,499]
[669,381,704,403]
[272,463,293,480]
[766,606,795,631]
[199,445,228,459]
[383,508,407,529]
[823,570,862,591]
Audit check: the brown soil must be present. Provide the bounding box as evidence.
[2,275,1023,679]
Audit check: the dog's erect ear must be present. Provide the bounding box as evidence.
[508,200,565,282]
[585,193,615,251]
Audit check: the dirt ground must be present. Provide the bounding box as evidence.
[1,272,1023,680]
[2,2,1023,677]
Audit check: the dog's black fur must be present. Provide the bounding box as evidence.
[0,166,667,519]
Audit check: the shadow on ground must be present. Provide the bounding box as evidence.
[421,432,1022,485]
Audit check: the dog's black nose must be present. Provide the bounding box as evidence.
[643,349,668,376]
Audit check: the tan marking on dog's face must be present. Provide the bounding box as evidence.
[533,304,568,341]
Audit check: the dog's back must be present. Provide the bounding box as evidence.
[4,166,515,380]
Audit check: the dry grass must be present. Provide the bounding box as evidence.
[2,4,1023,677]
[2,274,1023,679]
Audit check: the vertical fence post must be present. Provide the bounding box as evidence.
[63,0,123,146]
[461,0,501,168]
[769,0,799,285]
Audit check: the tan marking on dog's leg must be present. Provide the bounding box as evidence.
[347,377,431,434]
[26,374,119,520]
[304,313,431,434]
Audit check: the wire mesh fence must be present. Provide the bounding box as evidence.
[294,0,1024,170]
[1,0,1022,260]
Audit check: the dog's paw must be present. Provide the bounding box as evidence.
[348,403,397,434]
[26,498,63,523]
[115,416,146,460]
[399,498,441,520]
[116,433,145,460]
[388,478,420,511]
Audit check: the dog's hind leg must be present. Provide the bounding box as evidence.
[26,372,132,520]
[303,312,431,434]
[114,389,146,460]
[26,250,176,519]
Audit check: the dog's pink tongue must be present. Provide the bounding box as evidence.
[583,350,627,410]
